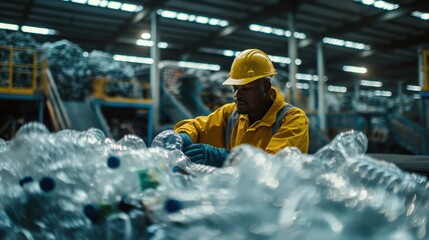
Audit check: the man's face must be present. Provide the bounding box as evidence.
[232,78,269,114]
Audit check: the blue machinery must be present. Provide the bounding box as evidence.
[0,46,46,137]
[91,77,154,143]
[0,45,154,143]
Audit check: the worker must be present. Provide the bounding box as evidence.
[174,49,309,167]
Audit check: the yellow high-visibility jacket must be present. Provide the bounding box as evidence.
[173,88,309,154]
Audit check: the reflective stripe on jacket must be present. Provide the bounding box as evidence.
[173,87,309,154]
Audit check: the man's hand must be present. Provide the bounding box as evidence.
[179,133,193,149]
[183,144,229,167]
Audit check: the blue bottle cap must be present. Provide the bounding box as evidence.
[19,176,34,187]
[165,198,183,213]
[83,203,99,221]
[39,177,56,192]
[107,156,121,168]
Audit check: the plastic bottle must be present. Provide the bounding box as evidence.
[117,134,146,150]
[151,130,183,150]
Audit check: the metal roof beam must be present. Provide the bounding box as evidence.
[20,0,35,27]
[182,0,316,57]
[329,30,429,66]
[103,0,170,51]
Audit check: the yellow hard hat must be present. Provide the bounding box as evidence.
[222,49,277,86]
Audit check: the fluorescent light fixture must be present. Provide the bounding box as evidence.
[63,0,141,12]
[406,85,422,91]
[374,90,392,97]
[249,24,306,39]
[354,0,399,11]
[360,80,382,87]
[296,82,310,89]
[0,22,19,31]
[157,9,228,27]
[113,54,153,64]
[222,49,301,65]
[296,73,319,81]
[71,0,87,3]
[121,3,139,12]
[323,37,371,50]
[343,65,367,74]
[107,1,121,9]
[286,82,310,89]
[87,0,100,6]
[141,32,151,39]
[177,61,220,71]
[412,11,429,21]
[21,25,56,35]
[157,42,168,48]
[328,85,347,93]
[99,0,108,7]
[136,39,168,48]
[222,50,235,57]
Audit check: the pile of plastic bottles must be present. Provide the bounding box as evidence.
[0,122,428,239]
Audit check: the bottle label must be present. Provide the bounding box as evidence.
[137,169,160,191]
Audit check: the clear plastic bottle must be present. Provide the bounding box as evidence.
[151,130,183,150]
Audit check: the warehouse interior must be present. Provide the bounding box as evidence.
[2,0,429,239]
[1,0,429,154]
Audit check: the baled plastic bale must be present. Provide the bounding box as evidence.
[40,40,90,100]
[88,50,140,98]
[1,32,41,88]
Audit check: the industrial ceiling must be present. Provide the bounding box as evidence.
[1,0,429,96]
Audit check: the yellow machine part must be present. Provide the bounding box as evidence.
[423,49,429,92]
[0,45,42,95]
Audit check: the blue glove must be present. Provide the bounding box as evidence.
[179,133,193,149]
[183,144,230,167]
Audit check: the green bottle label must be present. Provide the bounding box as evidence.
[137,168,160,191]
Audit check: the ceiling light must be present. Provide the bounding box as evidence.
[296,73,320,81]
[136,39,168,48]
[157,9,228,27]
[222,49,302,65]
[21,25,56,35]
[71,0,87,3]
[0,22,19,31]
[296,82,310,89]
[360,80,382,87]
[249,24,306,39]
[406,85,422,91]
[222,50,235,57]
[157,42,168,49]
[195,16,209,24]
[121,4,140,12]
[87,0,100,6]
[323,37,371,50]
[64,0,141,12]
[328,85,347,93]
[99,0,108,7]
[374,90,392,97]
[177,61,220,71]
[354,0,399,11]
[412,11,429,21]
[113,54,153,64]
[343,65,367,74]
[141,32,151,39]
[107,1,121,9]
